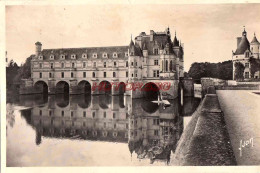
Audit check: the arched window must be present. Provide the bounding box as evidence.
[165,60,168,71]
[170,60,173,71]
[92,72,95,78]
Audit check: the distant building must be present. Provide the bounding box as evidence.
[22,27,184,99]
[232,28,260,79]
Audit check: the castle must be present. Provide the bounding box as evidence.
[232,28,260,80]
[21,27,184,99]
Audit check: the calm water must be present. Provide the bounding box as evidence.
[6,94,200,166]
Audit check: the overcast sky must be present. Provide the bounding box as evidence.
[6,4,260,71]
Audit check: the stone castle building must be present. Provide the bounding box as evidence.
[21,27,184,99]
[232,28,260,79]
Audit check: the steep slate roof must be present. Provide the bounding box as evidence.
[234,36,250,55]
[40,46,129,60]
[251,34,260,44]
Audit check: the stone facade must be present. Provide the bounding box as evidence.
[232,28,260,80]
[23,28,184,99]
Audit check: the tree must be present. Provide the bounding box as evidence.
[13,55,33,84]
[249,57,260,78]
[234,62,245,80]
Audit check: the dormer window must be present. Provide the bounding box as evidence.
[125,52,129,57]
[154,48,159,55]
[103,53,108,58]
[113,52,118,58]
[50,54,54,60]
[60,54,65,60]
[71,54,76,59]
[93,53,97,58]
[82,53,87,59]
[39,55,43,60]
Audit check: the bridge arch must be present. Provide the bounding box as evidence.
[118,82,126,95]
[78,80,91,94]
[99,80,112,95]
[142,82,160,99]
[56,81,70,94]
[34,80,48,94]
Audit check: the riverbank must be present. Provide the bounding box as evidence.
[174,88,236,165]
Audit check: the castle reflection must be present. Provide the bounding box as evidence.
[19,94,200,164]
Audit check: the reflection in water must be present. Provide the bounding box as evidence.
[8,94,200,166]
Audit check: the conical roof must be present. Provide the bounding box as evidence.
[251,33,260,45]
[234,35,250,55]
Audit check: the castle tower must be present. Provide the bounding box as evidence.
[250,33,260,59]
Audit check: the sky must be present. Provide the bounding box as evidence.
[5,3,260,71]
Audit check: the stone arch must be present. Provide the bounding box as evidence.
[78,80,91,94]
[34,80,48,94]
[99,80,112,95]
[141,82,160,99]
[118,82,126,95]
[56,81,70,94]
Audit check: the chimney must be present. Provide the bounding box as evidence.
[35,42,42,56]
[237,37,242,48]
[150,30,154,41]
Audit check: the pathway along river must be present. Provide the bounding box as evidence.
[6,94,200,166]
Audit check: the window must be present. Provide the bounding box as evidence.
[114,62,117,67]
[39,55,43,60]
[103,112,106,118]
[93,53,97,58]
[71,54,76,59]
[245,72,249,79]
[113,112,116,119]
[154,130,159,136]
[114,124,116,129]
[71,72,74,78]
[104,72,106,78]
[153,70,159,77]
[135,73,137,77]
[61,62,64,68]
[132,73,134,77]
[154,48,159,55]
[39,63,42,68]
[113,72,116,78]
[131,62,134,67]
[83,62,86,68]
[49,110,52,116]
[61,72,64,78]
[82,53,87,59]
[153,119,159,125]
[103,53,107,58]
[71,111,74,117]
[154,60,159,65]
[165,60,168,71]
[39,110,42,116]
[60,55,65,60]
[72,63,75,68]
[126,71,128,77]
[49,73,52,78]
[245,52,249,57]
[61,111,64,116]
[83,72,86,78]
[245,63,249,68]
[126,61,128,67]
[93,62,96,67]
[125,52,128,57]
[92,112,95,118]
[50,63,54,69]
[113,53,117,58]
[92,72,95,78]
[39,72,42,78]
[50,55,54,60]
[104,62,106,68]
[83,111,86,117]
[135,62,137,66]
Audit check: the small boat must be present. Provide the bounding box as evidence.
[151,92,171,106]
